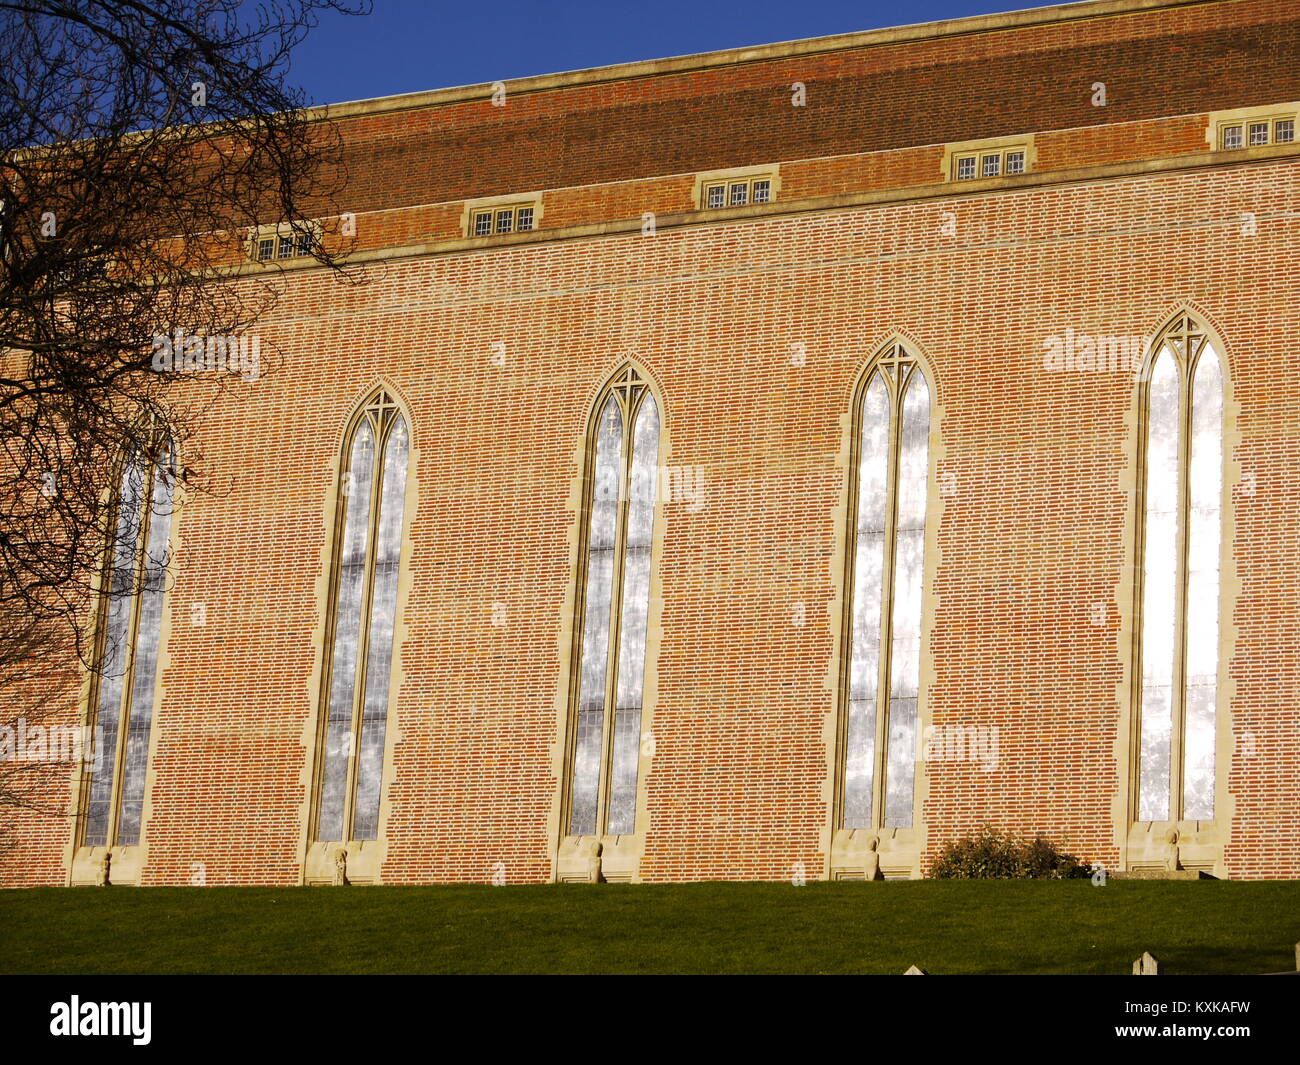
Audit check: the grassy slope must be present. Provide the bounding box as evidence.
[2,880,1297,975]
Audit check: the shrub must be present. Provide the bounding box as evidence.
[929,827,1091,880]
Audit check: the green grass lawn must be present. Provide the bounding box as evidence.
[2,880,1297,975]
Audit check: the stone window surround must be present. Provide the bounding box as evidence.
[693,164,782,212]
[1114,308,1240,879]
[941,133,1035,183]
[552,362,669,885]
[460,192,545,238]
[67,446,181,887]
[299,384,419,887]
[246,219,322,263]
[827,335,945,882]
[1205,100,1300,151]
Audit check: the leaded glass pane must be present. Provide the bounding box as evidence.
[84,458,147,847]
[1183,347,1222,820]
[317,421,376,841]
[843,374,889,828]
[1138,350,1179,822]
[116,447,175,846]
[606,397,659,835]
[352,417,409,840]
[885,367,929,828]
[568,398,622,836]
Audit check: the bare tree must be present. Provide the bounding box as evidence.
[0,0,368,829]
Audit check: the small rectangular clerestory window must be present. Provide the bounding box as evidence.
[1209,103,1300,151]
[950,143,1031,181]
[462,195,542,238]
[941,134,1034,183]
[703,175,774,209]
[1218,117,1295,149]
[248,221,319,263]
[694,166,780,212]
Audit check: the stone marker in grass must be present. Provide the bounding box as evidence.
[1132,952,1162,975]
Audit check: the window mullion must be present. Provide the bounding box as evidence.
[1170,350,1195,820]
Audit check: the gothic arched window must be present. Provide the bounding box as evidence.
[1134,314,1225,823]
[83,440,176,848]
[313,389,410,843]
[564,365,662,839]
[839,342,933,831]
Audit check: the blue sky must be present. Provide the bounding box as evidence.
[290,0,1054,106]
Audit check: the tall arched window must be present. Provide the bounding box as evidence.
[1134,314,1225,823]
[83,439,176,849]
[564,365,661,839]
[839,342,932,831]
[313,389,410,844]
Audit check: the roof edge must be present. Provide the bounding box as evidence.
[313,0,1232,120]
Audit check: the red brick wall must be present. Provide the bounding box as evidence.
[315,0,1299,214]
[8,155,1296,886]
[2,0,1297,886]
